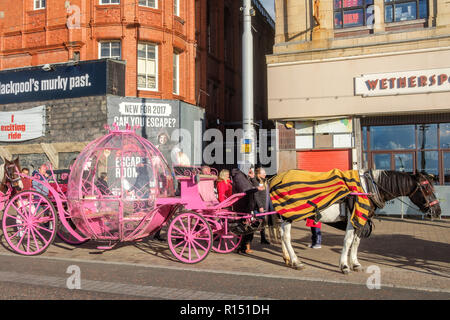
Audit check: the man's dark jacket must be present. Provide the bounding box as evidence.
[231,169,256,213]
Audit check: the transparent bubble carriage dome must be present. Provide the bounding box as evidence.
[67,124,176,241]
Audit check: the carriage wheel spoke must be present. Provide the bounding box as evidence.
[33,198,44,216]
[31,227,51,247]
[11,202,28,221]
[29,228,41,252]
[188,241,192,261]
[190,217,200,235]
[191,241,201,259]
[192,238,207,252]
[192,225,208,237]
[16,227,29,248]
[26,227,31,253]
[179,241,188,257]
[178,218,188,234]
[173,239,185,249]
[34,205,51,220]
[171,225,185,236]
[34,223,54,234]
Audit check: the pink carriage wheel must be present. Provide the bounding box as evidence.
[212,218,242,254]
[2,190,58,255]
[168,211,212,264]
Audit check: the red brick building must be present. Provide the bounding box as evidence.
[0,0,274,128]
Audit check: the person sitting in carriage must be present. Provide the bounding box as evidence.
[32,164,50,196]
[95,172,111,196]
[21,168,32,191]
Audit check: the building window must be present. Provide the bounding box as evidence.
[333,0,374,29]
[138,43,158,91]
[385,0,428,23]
[174,0,180,16]
[34,0,46,10]
[100,0,120,4]
[99,42,121,59]
[173,52,180,95]
[139,0,157,8]
[362,123,450,185]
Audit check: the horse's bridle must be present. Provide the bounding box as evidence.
[4,163,21,185]
[410,179,440,210]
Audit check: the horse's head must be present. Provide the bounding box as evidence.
[409,173,441,219]
[4,157,22,191]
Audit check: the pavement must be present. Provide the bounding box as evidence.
[0,215,448,296]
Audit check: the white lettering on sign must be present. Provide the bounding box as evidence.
[118,102,172,116]
[115,156,142,178]
[355,68,450,97]
[0,74,92,96]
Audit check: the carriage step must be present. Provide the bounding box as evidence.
[97,246,114,250]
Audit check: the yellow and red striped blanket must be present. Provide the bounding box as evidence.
[269,169,371,230]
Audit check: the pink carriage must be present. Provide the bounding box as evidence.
[1,124,252,264]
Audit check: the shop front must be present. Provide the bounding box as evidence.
[268,48,450,216]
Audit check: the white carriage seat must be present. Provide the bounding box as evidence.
[197,175,219,206]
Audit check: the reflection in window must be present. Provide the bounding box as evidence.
[417,124,437,149]
[395,153,413,173]
[370,125,415,150]
[334,0,374,28]
[418,151,439,179]
[444,153,450,185]
[384,0,428,23]
[362,126,367,151]
[440,123,450,149]
[373,153,391,170]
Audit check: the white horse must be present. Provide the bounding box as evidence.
[278,170,441,274]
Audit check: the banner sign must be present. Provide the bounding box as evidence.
[0,60,108,104]
[355,68,450,97]
[107,96,180,166]
[0,106,45,142]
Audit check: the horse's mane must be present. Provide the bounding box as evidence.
[372,170,418,200]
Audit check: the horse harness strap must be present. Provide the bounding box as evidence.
[5,163,21,182]
[363,171,385,209]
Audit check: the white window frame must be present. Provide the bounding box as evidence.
[174,0,180,16]
[34,0,46,10]
[173,52,180,95]
[99,0,120,5]
[137,42,158,91]
[138,0,157,9]
[98,41,121,60]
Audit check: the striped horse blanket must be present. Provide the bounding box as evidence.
[269,169,371,230]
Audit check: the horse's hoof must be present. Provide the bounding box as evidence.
[341,266,350,275]
[283,258,290,266]
[352,265,364,272]
[292,263,305,270]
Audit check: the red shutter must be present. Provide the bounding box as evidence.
[297,149,352,172]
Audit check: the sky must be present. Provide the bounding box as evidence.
[260,0,275,20]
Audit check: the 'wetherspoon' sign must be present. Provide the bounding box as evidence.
[0,106,45,142]
[355,68,450,97]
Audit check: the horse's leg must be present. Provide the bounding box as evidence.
[280,220,305,270]
[349,234,363,272]
[339,214,355,275]
[279,222,290,266]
